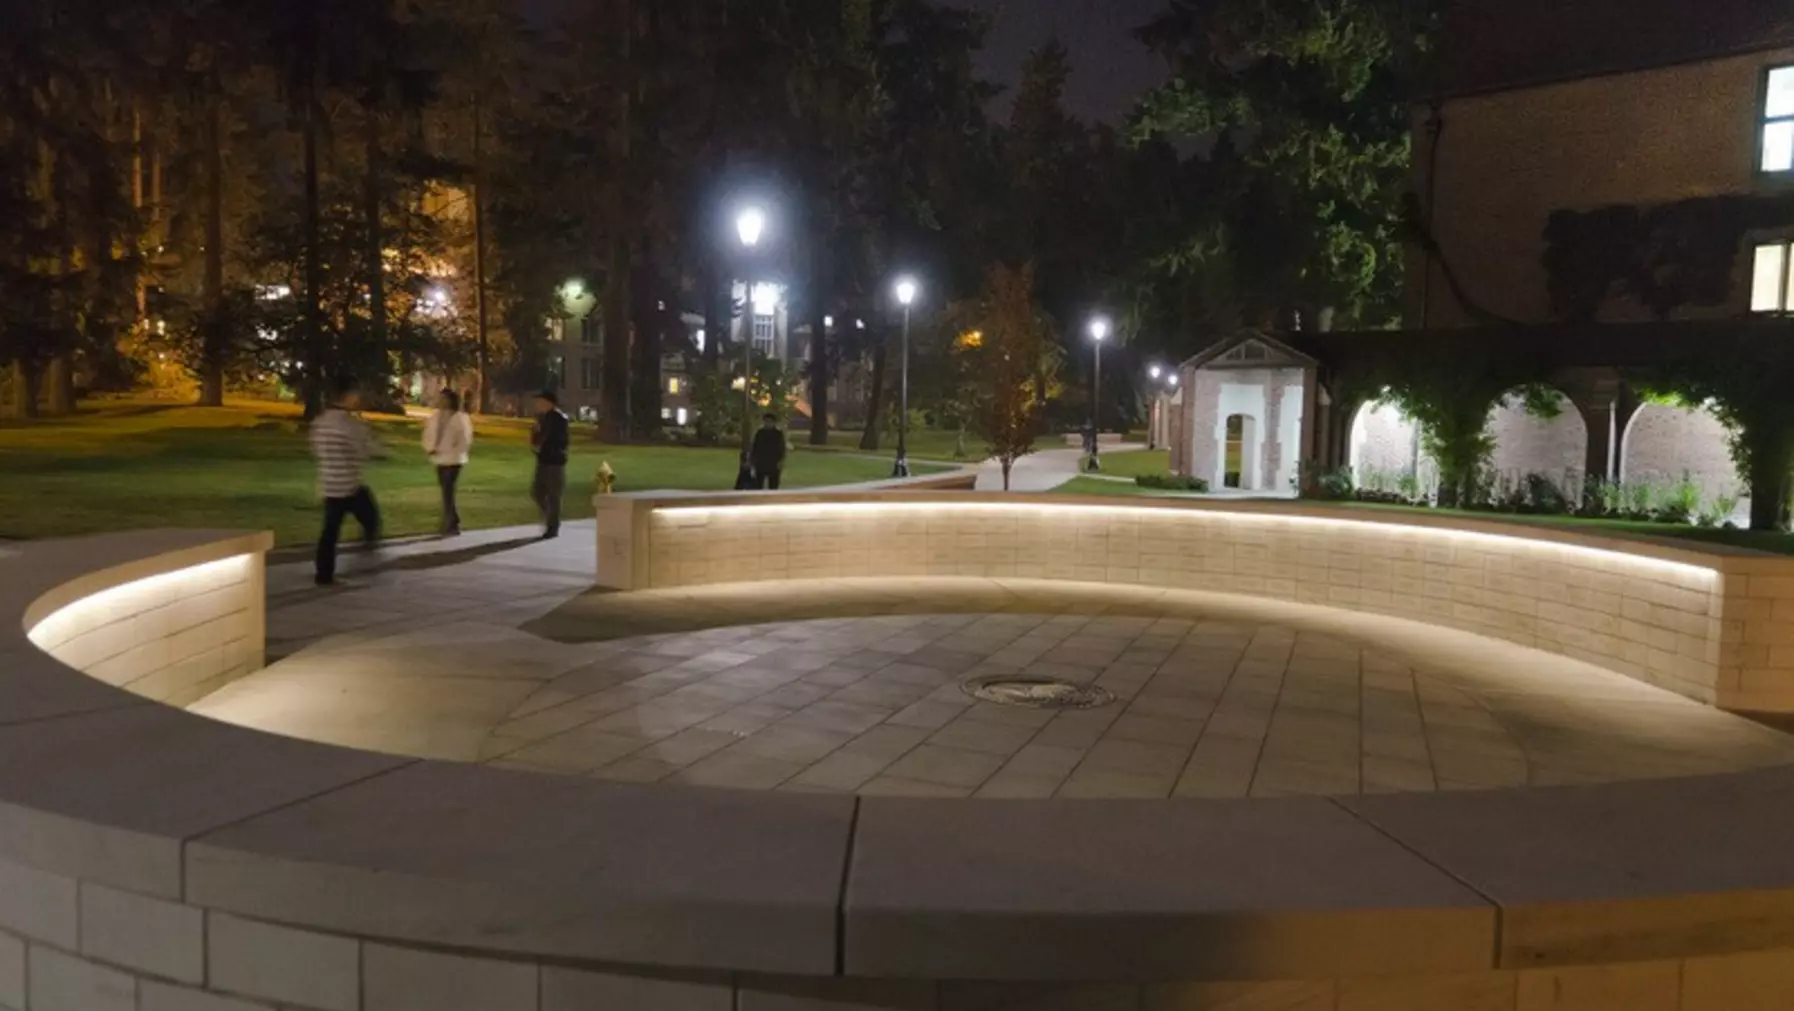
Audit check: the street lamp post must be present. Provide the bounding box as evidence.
[735,208,765,487]
[892,276,919,478]
[1147,364,1163,450]
[1087,316,1110,472]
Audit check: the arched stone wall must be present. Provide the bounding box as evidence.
[1621,403,1746,518]
[1350,400,1420,490]
[1486,392,1589,499]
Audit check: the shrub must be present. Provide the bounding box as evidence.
[1697,493,1740,528]
[1525,473,1570,515]
[1312,467,1355,500]
[1397,472,1425,505]
[1136,473,1210,492]
[1653,476,1702,525]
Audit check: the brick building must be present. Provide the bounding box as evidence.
[1174,0,1794,509]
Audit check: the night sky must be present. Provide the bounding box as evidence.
[948,0,1169,124]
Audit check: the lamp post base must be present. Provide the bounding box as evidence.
[892,456,910,479]
[1084,452,1102,473]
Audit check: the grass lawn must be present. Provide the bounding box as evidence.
[806,428,987,463]
[0,398,948,546]
[1050,476,1195,498]
[1090,448,1170,479]
[1048,477,1794,555]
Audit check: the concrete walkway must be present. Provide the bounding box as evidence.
[974,444,1151,492]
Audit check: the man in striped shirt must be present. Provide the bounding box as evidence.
[310,377,383,586]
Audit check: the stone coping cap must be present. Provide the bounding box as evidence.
[7,527,1794,982]
[605,491,1775,566]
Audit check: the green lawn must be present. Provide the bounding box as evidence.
[0,398,945,546]
[1090,448,1171,479]
[1048,477,1794,555]
[1051,476,1194,499]
[805,428,987,463]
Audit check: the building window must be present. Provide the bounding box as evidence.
[1764,66,1794,173]
[753,314,774,356]
[1753,242,1794,312]
[667,377,681,395]
[547,355,565,390]
[579,317,599,344]
[580,357,600,390]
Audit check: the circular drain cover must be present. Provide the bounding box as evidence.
[962,676,1114,710]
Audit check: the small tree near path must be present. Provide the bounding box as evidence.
[965,264,1054,490]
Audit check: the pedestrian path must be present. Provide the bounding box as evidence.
[974,444,1150,492]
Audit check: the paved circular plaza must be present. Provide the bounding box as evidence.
[191,533,1794,800]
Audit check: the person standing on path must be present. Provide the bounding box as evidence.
[531,389,570,539]
[422,388,474,537]
[311,377,383,586]
[750,413,788,490]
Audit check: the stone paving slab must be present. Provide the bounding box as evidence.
[191,546,1794,801]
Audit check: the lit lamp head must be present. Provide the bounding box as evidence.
[1149,364,1163,380]
[1090,317,1110,343]
[895,276,919,307]
[560,279,585,302]
[736,207,766,249]
[1168,374,1180,388]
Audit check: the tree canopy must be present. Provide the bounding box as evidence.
[0,0,1446,434]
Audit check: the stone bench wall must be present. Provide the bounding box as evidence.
[598,494,1794,713]
[3,863,1793,1011]
[12,527,1794,1011]
[25,554,264,708]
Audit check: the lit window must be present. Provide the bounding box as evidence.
[660,407,672,420]
[753,314,775,356]
[676,407,689,426]
[1752,242,1793,312]
[667,377,681,394]
[1763,67,1794,173]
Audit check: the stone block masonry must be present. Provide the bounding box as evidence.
[621,495,1790,711]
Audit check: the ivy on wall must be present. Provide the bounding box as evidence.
[1543,194,1794,322]
[1632,333,1794,531]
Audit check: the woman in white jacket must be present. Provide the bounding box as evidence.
[422,389,474,536]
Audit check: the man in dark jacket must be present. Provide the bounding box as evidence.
[750,413,788,490]
[530,390,571,539]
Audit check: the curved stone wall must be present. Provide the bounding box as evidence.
[9,523,1794,1010]
[602,493,1794,712]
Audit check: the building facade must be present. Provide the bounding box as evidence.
[1411,0,1794,328]
[1174,0,1794,511]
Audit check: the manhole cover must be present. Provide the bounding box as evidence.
[961,676,1115,710]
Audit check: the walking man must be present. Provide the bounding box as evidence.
[750,413,787,490]
[423,388,473,536]
[531,389,570,539]
[311,377,382,586]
